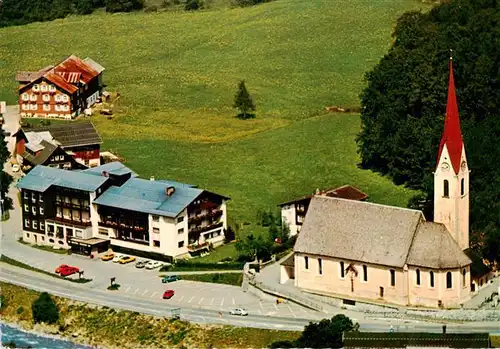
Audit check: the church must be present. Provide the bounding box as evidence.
[287,59,473,308]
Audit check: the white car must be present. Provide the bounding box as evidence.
[145,260,163,270]
[229,308,248,316]
[112,254,125,263]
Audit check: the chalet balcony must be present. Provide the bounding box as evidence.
[188,209,223,224]
[188,222,223,235]
[187,241,210,252]
[47,217,91,227]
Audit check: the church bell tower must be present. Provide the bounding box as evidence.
[434,57,469,250]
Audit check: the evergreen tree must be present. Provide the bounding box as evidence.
[0,130,13,217]
[233,80,256,119]
[357,0,500,261]
[32,292,59,324]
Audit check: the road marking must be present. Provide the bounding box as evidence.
[232,297,235,305]
[178,296,184,302]
[150,292,157,298]
[287,304,297,318]
[198,297,204,305]
[133,288,139,295]
[220,298,224,307]
[209,298,214,306]
[274,303,278,311]
[125,286,131,293]
[142,290,148,297]
[188,296,195,304]
[259,302,264,310]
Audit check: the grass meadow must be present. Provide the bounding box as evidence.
[0,0,428,236]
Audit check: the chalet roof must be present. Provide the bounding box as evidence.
[54,55,100,84]
[93,178,205,217]
[21,140,58,166]
[294,196,470,269]
[43,72,79,94]
[25,131,53,145]
[83,57,105,74]
[15,65,54,83]
[437,59,464,174]
[406,222,471,269]
[279,185,368,206]
[17,165,108,193]
[32,121,102,147]
[81,161,138,178]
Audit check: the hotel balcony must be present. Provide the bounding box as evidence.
[47,217,92,227]
[188,222,223,235]
[188,209,223,224]
[187,241,210,252]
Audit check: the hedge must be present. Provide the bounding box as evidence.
[160,260,244,272]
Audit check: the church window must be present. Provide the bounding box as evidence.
[416,269,421,285]
[318,258,322,275]
[304,256,308,270]
[461,179,465,196]
[340,261,345,278]
[446,272,452,289]
[429,271,435,287]
[462,269,466,287]
[390,269,396,286]
[443,180,449,197]
[362,265,367,282]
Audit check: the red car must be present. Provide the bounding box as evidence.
[59,266,80,277]
[55,264,70,274]
[163,290,175,299]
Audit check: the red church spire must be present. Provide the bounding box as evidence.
[437,57,463,174]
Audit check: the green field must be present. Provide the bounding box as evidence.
[0,0,426,234]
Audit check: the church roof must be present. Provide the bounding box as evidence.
[294,196,471,269]
[437,59,463,174]
[406,222,471,269]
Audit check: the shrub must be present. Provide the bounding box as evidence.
[185,0,202,10]
[161,0,172,7]
[105,0,145,13]
[16,306,24,315]
[144,5,158,12]
[32,292,59,324]
[107,284,120,291]
[0,295,6,311]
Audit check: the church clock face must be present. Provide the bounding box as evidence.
[441,163,450,172]
[461,161,467,171]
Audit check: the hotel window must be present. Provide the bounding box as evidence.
[41,84,47,92]
[43,104,50,111]
[24,204,29,212]
[42,94,50,102]
[55,95,61,102]
[363,265,368,282]
[30,103,37,110]
[178,228,184,234]
[22,93,29,101]
[49,85,56,92]
[304,256,309,270]
[24,218,30,228]
[462,269,466,287]
[47,224,54,233]
[39,207,44,215]
[75,230,83,238]
[178,241,184,248]
[446,272,453,289]
[177,216,184,223]
[153,228,160,234]
[32,207,37,214]
[32,220,37,229]
[98,228,108,236]
[390,269,396,286]
[340,261,345,278]
[416,269,421,285]
[429,271,435,287]
[32,192,36,202]
[55,105,60,111]
[318,258,322,275]
[152,215,160,222]
[23,191,28,199]
[40,221,45,231]
[62,95,69,102]
[39,194,43,202]
[33,84,39,91]
[461,179,465,196]
[443,180,449,197]
[153,240,160,247]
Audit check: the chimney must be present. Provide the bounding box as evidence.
[165,186,175,197]
[150,176,155,181]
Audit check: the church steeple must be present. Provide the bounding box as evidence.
[434,56,469,250]
[437,57,464,174]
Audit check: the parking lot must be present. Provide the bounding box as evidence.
[23,250,321,319]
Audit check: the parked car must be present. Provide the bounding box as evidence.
[162,275,180,283]
[119,256,136,264]
[229,308,248,316]
[55,264,70,273]
[145,260,163,270]
[60,266,79,277]
[112,254,125,263]
[162,290,175,299]
[135,260,148,268]
[101,252,114,261]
